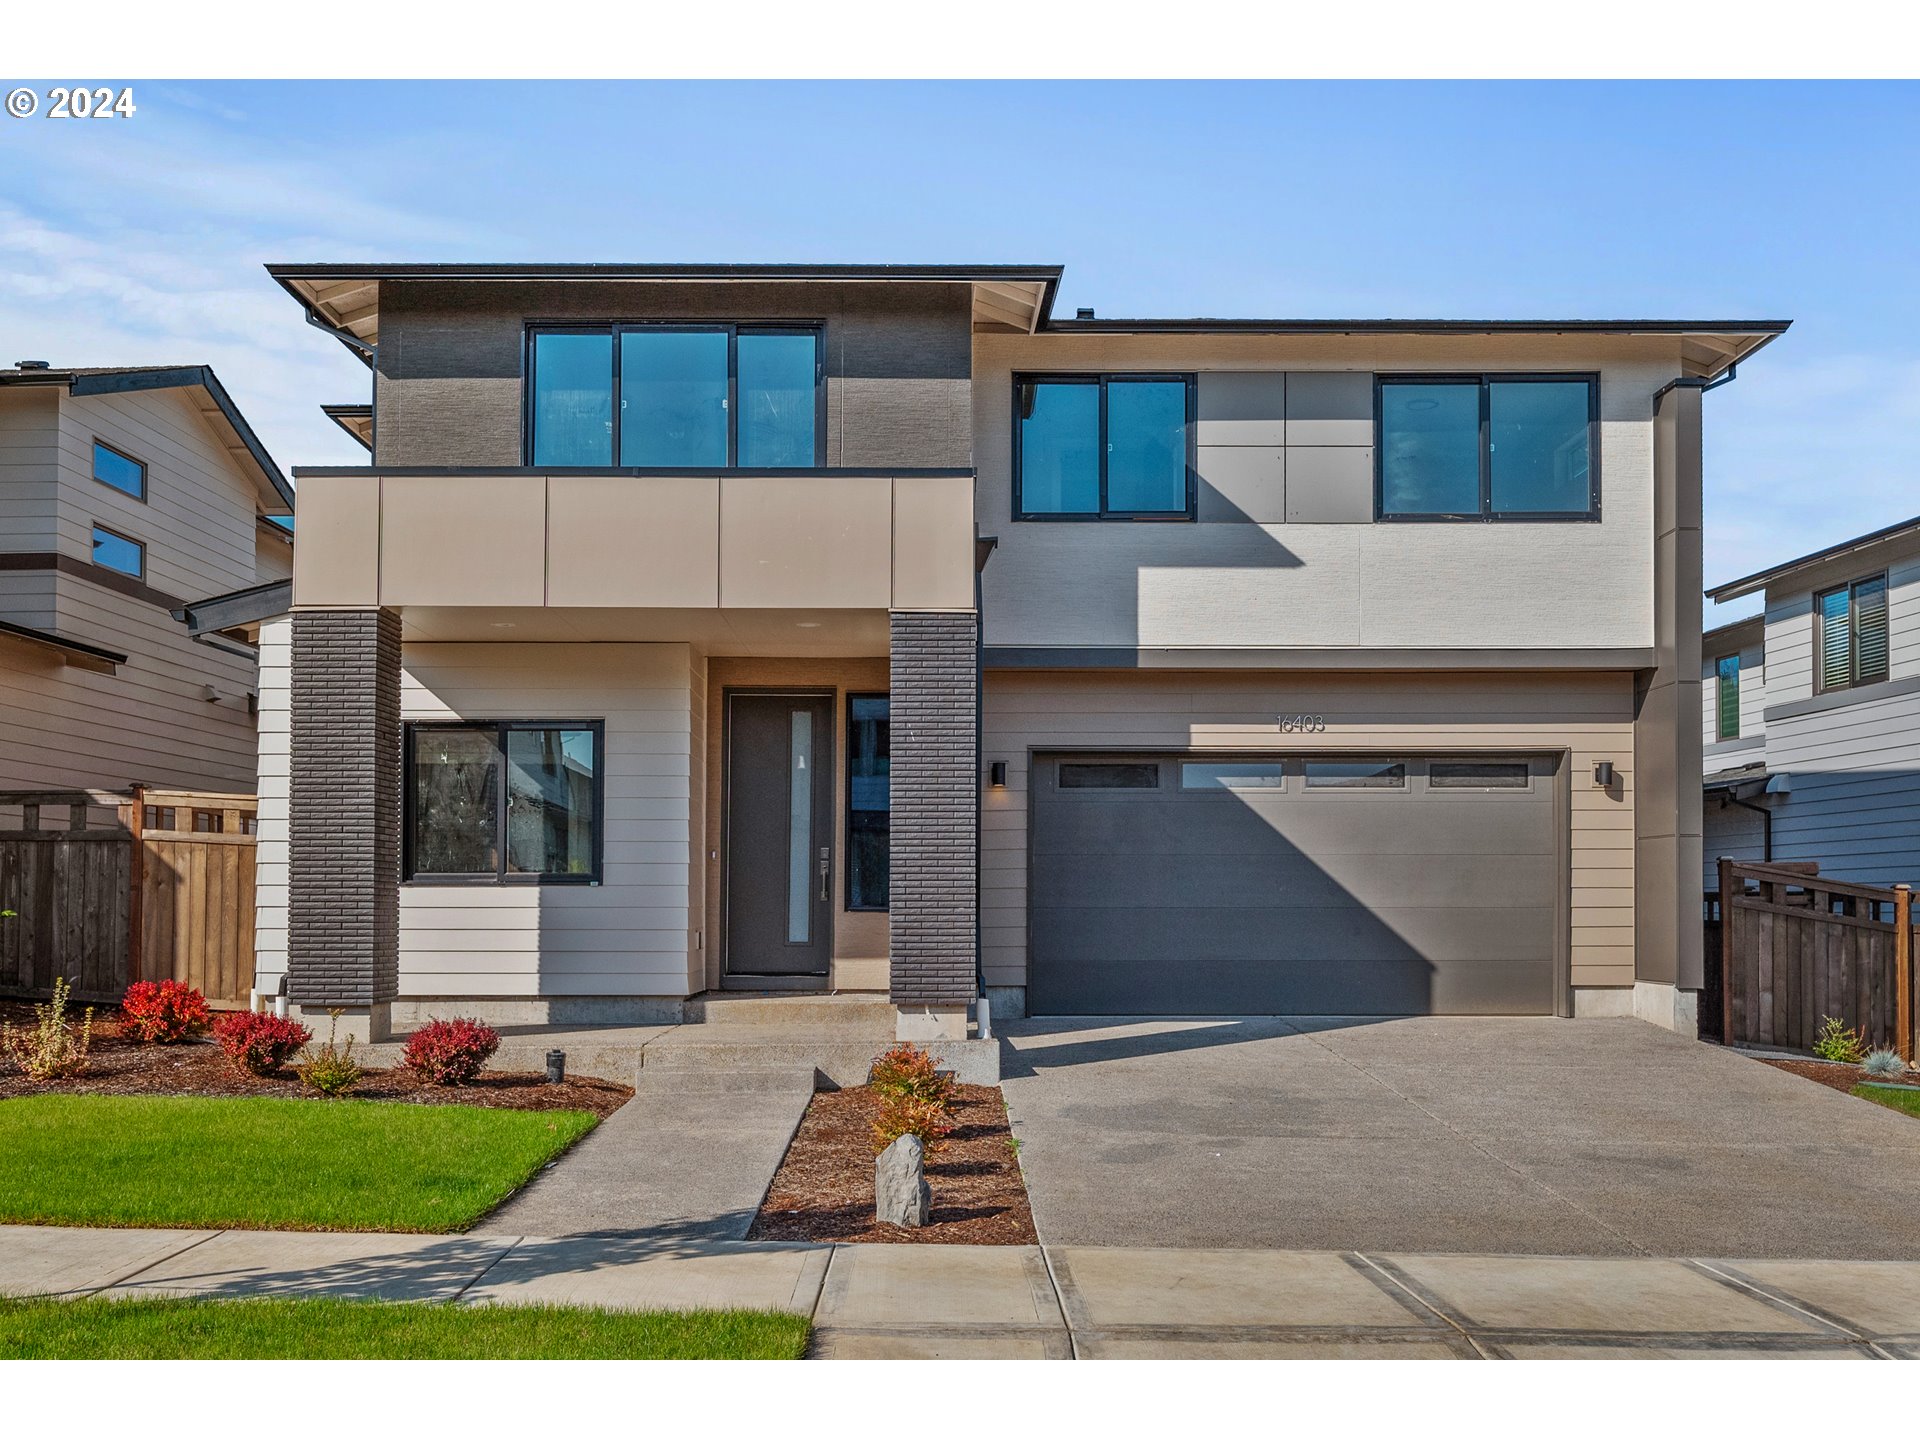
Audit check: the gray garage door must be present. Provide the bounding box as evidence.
[1029,754,1561,1016]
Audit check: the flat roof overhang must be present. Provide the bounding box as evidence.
[0,618,126,674]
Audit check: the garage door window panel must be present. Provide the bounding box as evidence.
[1180,762,1287,791]
[1304,760,1408,789]
[1059,762,1160,789]
[1428,761,1531,790]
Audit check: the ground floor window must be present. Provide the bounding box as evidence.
[405,721,602,884]
[847,695,889,910]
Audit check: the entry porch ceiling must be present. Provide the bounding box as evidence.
[396,605,890,656]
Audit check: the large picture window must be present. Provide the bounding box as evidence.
[1377,375,1598,521]
[846,695,889,911]
[406,722,602,884]
[528,324,821,468]
[1815,574,1890,693]
[1014,374,1194,520]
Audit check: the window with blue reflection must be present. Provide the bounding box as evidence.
[92,441,146,500]
[1489,381,1592,513]
[1106,380,1188,513]
[1017,380,1101,515]
[620,329,728,467]
[91,525,144,577]
[738,332,818,467]
[1379,382,1480,516]
[847,695,889,910]
[531,332,613,466]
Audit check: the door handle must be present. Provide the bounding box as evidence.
[818,847,830,902]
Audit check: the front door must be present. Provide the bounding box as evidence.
[724,692,834,980]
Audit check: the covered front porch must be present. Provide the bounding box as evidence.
[262,467,986,1049]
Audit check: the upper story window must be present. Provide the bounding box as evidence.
[91,524,144,578]
[1815,574,1889,693]
[527,324,822,469]
[1015,374,1195,520]
[1377,375,1598,521]
[91,440,147,501]
[1715,654,1742,739]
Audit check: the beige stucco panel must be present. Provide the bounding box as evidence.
[546,474,720,608]
[720,475,891,609]
[890,474,975,611]
[379,474,546,608]
[291,473,381,607]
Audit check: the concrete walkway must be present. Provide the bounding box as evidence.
[4,1225,1918,1358]
[475,1068,813,1239]
[1001,1016,1920,1257]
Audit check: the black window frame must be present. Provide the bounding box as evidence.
[91,439,147,502]
[522,321,826,468]
[845,691,890,913]
[402,719,605,886]
[90,523,145,578]
[1012,372,1198,522]
[1303,759,1409,790]
[1813,573,1891,695]
[1714,653,1742,740]
[1374,373,1601,523]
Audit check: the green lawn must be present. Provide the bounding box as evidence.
[0,1095,596,1232]
[0,1296,808,1359]
[1854,1083,1920,1119]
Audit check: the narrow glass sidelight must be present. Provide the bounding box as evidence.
[787,708,814,943]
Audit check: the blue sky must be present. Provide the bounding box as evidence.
[4,80,1916,622]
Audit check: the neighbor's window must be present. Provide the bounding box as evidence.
[407,722,601,883]
[1015,374,1193,519]
[91,525,144,577]
[847,695,889,911]
[1378,376,1597,520]
[1815,575,1890,693]
[91,440,147,500]
[1429,761,1530,789]
[1715,655,1742,739]
[1304,760,1407,789]
[529,324,821,468]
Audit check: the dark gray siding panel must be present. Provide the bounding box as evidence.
[1028,753,1560,1016]
[373,280,973,469]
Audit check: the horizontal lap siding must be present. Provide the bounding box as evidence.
[397,642,697,998]
[981,670,1638,992]
[1763,683,1920,886]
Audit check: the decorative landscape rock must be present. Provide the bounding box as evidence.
[875,1133,930,1228]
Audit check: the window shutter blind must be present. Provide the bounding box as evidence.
[1854,575,1890,685]
[1818,587,1853,691]
[1716,657,1740,739]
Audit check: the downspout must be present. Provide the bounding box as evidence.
[1652,362,1739,407]
[1724,790,1773,862]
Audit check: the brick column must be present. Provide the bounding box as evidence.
[288,608,401,1039]
[888,610,979,1036]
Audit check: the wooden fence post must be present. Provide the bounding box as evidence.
[126,785,144,986]
[1718,856,1737,1044]
[1896,883,1913,1067]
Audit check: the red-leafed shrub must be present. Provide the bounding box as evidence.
[868,1042,955,1109]
[870,1093,956,1155]
[119,981,211,1043]
[401,1018,500,1085]
[212,1011,312,1076]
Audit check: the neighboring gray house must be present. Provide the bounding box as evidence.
[256,261,1785,1043]
[1704,514,1920,888]
[0,362,294,797]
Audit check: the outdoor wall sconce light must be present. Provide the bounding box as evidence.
[989,761,1007,788]
[1593,761,1615,789]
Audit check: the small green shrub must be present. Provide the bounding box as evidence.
[297,1012,361,1097]
[868,1042,956,1109]
[1861,1048,1908,1080]
[1814,1015,1869,1064]
[1,978,94,1080]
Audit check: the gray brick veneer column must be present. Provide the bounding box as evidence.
[888,610,980,1007]
[288,608,401,1009]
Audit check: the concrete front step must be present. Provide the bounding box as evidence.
[681,993,897,1029]
[631,1065,816,1097]
[643,1032,1000,1087]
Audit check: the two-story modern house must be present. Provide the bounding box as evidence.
[255,262,1785,1046]
[1703,514,1920,887]
[0,362,294,797]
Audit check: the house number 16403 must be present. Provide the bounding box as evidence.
[1277,714,1326,733]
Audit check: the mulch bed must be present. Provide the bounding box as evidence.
[749,1083,1036,1246]
[1757,1054,1902,1097]
[0,1002,630,1117]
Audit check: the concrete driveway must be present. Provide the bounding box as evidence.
[1000,1017,1920,1258]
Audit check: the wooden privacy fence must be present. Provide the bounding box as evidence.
[1715,857,1916,1062]
[0,788,257,1007]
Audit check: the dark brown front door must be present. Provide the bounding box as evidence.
[724,692,834,980]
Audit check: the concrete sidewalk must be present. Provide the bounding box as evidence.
[4,1225,1917,1358]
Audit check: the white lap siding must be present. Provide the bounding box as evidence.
[397,642,698,999]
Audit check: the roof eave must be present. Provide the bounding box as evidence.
[1707,511,1920,602]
